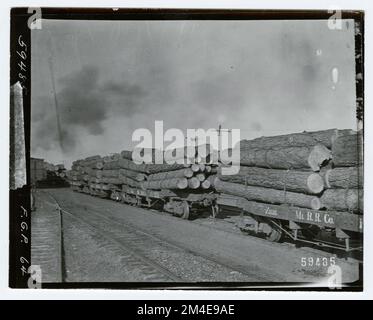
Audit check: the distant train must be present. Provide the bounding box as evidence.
[31,157,69,188]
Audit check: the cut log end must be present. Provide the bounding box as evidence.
[308,144,332,171]
[310,197,322,210]
[177,178,188,189]
[184,168,194,178]
[306,173,325,194]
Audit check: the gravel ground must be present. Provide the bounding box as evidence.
[62,207,257,282]
[31,191,62,283]
[38,188,360,284]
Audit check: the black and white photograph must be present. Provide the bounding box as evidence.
[8,7,364,291]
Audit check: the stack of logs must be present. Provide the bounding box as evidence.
[68,145,218,198]
[68,128,363,216]
[215,128,363,214]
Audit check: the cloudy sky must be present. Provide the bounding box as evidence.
[31,19,357,167]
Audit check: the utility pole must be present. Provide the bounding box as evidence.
[48,53,64,153]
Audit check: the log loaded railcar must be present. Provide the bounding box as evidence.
[69,129,363,252]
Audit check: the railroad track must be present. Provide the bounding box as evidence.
[43,192,183,282]
[43,190,271,282]
[107,196,362,263]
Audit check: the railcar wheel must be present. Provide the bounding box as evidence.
[261,219,284,242]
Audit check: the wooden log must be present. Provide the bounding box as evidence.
[119,168,146,182]
[100,177,122,185]
[145,163,187,174]
[95,161,104,170]
[191,164,200,172]
[214,178,321,210]
[240,144,331,171]
[102,156,111,163]
[323,167,363,189]
[80,156,104,169]
[120,150,133,160]
[103,158,148,173]
[163,144,217,164]
[198,164,206,172]
[147,168,193,181]
[239,129,354,150]
[89,177,101,183]
[188,177,200,189]
[207,174,217,187]
[84,155,101,162]
[217,166,325,194]
[119,175,141,188]
[141,178,188,190]
[199,149,219,164]
[196,173,206,182]
[101,169,119,178]
[110,153,121,161]
[320,189,363,213]
[332,132,363,167]
[201,179,211,189]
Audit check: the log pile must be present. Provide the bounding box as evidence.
[216,129,363,213]
[67,145,219,196]
[67,128,363,215]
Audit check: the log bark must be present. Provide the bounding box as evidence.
[141,178,188,190]
[331,132,363,167]
[239,129,354,150]
[103,158,148,173]
[323,167,363,189]
[240,144,331,171]
[145,163,187,174]
[214,178,321,210]
[100,177,122,185]
[188,177,200,189]
[147,168,193,181]
[320,189,363,213]
[163,144,217,164]
[119,175,141,188]
[95,162,104,170]
[217,166,325,194]
[163,146,196,163]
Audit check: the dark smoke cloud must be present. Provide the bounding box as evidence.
[32,65,146,153]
